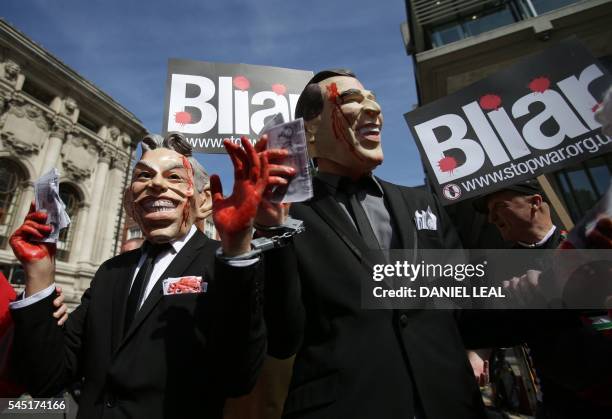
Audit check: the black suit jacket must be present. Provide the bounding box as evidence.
[12,230,266,419]
[266,177,553,419]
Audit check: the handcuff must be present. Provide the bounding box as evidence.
[217,217,305,261]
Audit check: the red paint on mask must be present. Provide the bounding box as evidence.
[326,83,339,103]
[528,76,550,93]
[180,156,194,227]
[174,111,192,126]
[233,76,250,91]
[479,94,502,111]
[438,156,457,173]
[331,105,366,162]
[271,83,286,95]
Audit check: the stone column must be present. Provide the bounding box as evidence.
[78,146,111,265]
[70,202,90,262]
[96,153,127,261]
[39,119,69,175]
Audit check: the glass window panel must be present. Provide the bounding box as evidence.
[430,23,464,47]
[530,0,582,15]
[464,7,517,37]
[565,168,598,214]
[556,172,581,222]
[585,157,611,196]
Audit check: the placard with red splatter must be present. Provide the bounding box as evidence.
[163,59,313,153]
[405,40,612,205]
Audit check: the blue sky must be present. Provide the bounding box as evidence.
[3,0,425,189]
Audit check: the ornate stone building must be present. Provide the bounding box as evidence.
[0,19,147,305]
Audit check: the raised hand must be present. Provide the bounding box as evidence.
[10,203,55,262]
[211,137,269,256]
[9,203,56,296]
[254,136,295,228]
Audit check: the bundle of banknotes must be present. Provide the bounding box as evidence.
[34,168,70,243]
[260,113,313,203]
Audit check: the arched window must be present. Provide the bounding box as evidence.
[0,158,27,248]
[56,183,81,262]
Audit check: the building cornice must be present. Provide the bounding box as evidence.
[0,18,147,140]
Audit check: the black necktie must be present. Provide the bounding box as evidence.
[124,242,170,333]
[339,178,381,250]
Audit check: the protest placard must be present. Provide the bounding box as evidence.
[405,41,612,205]
[163,59,312,153]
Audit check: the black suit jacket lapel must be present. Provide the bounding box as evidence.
[309,178,378,270]
[116,231,209,352]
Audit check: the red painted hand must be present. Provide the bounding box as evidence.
[9,203,55,263]
[211,137,268,254]
[8,203,56,295]
[254,137,295,227]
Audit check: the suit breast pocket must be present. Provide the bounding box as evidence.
[417,230,444,248]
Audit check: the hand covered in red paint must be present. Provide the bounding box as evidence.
[586,216,612,248]
[211,137,269,256]
[254,136,295,228]
[9,203,56,296]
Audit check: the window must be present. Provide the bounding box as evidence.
[21,78,55,106]
[0,159,26,248]
[77,112,101,134]
[529,0,582,15]
[423,0,587,49]
[554,156,612,221]
[56,183,82,262]
[427,1,523,48]
[0,263,25,285]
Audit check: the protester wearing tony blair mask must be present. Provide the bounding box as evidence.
[256,69,542,419]
[303,74,384,177]
[8,132,271,419]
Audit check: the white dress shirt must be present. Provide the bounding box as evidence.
[10,225,258,310]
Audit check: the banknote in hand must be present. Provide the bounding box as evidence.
[261,114,313,203]
[34,168,71,243]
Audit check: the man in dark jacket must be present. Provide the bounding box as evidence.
[256,69,548,419]
[8,133,270,418]
[473,180,612,418]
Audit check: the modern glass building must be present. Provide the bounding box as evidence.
[402,0,612,247]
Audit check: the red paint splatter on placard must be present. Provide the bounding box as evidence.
[438,156,458,173]
[233,76,250,91]
[529,76,550,93]
[326,82,339,103]
[271,83,286,95]
[592,102,602,112]
[479,94,502,111]
[175,111,192,127]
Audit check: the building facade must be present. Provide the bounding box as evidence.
[402,0,612,246]
[0,19,147,305]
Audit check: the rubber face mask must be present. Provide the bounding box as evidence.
[127,148,196,243]
[306,76,384,174]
